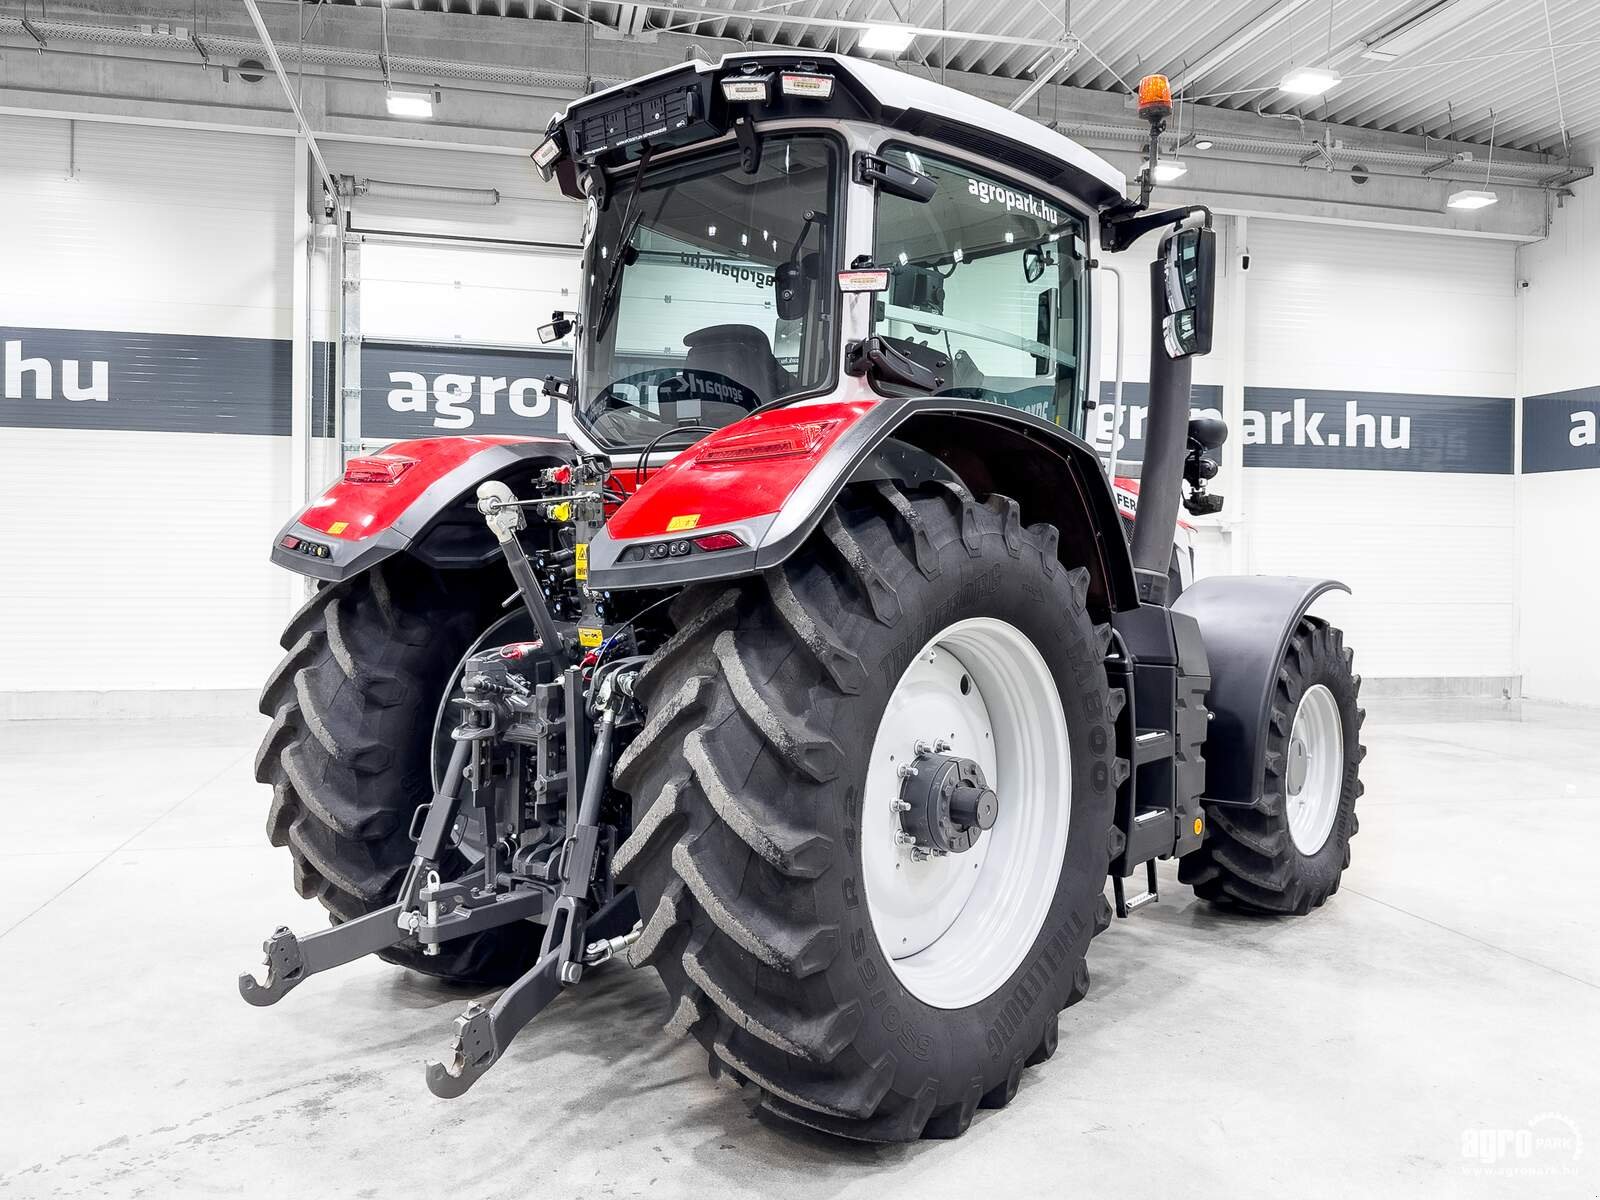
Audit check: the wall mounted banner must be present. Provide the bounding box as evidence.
[5,324,1523,477]
[1523,386,1600,474]
[1,325,316,436]
[1241,387,1512,473]
[358,342,568,439]
[1094,383,1513,475]
[1089,383,1225,474]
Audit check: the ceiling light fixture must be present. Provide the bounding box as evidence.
[1193,138,1214,151]
[1279,67,1340,97]
[385,88,434,118]
[858,25,916,54]
[1447,188,1498,210]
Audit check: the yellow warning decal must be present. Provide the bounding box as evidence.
[577,627,603,648]
[666,514,701,532]
[328,520,349,536]
[574,543,589,581]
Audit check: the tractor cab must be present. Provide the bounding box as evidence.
[531,51,1174,462]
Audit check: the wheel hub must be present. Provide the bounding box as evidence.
[897,743,998,856]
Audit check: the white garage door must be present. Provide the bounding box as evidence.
[1241,218,1518,685]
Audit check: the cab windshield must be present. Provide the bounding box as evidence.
[578,135,840,449]
[872,147,1090,435]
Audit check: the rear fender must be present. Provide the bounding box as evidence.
[1171,575,1350,806]
[588,397,1139,613]
[271,435,574,583]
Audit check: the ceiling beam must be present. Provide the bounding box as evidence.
[1170,0,1323,95]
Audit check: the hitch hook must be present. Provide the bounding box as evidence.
[238,926,306,1007]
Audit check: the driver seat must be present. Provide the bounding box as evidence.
[683,324,790,406]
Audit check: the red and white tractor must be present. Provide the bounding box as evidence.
[242,55,1363,1142]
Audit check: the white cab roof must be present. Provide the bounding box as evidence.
[563,50,1127,202]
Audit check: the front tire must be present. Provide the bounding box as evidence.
[1179,618,1365,914]
[613,482,1118,1141]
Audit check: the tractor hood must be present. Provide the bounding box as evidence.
[534,50,1127,212]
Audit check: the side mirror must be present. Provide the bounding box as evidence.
[1159,227,1216,358]
[775,260,809,321]
[538,311,575,344]
[1022,245,1052,284]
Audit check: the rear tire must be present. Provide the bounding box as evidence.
[613,482,1119,1141]
[1179,618,1365,914]
[255,557,540,984]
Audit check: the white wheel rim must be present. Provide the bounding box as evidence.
[861,618,1071,1010]
[1285,683,1344,855]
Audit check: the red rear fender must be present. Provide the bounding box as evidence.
[271,434,572,582]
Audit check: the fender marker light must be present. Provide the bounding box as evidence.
[780,72,835,99]
[692,531,744,552]
[343,454,417,484]
[838,268,890,292]
[696,419,839,465]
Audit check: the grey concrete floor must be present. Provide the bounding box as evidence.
[1,698,1596,1198]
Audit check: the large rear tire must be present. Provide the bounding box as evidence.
[1178,617,1365,914]
[613,482,1119,1141]
[255,557,541,984]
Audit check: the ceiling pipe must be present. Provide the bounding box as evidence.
[344,177,501,206]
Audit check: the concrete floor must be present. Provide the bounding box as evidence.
[1,698,1596,1199]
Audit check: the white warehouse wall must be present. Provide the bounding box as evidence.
[0,115,298,703]
[1096,216,1519,687]
[0,112,1545,706]
[1515,152,1600,706]
[1241,219,1518,686]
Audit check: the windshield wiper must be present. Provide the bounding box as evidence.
[593,145,654,340]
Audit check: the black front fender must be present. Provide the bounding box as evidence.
[1172,575,1350,806]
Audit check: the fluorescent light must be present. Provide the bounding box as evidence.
[1447,189,1498,210]
[1193,138,1214,151]
[1361,0,1498,62]
[1278,67,1340,97]
[386,89,434,118]
[1152,159,1188,182]
[859,25,916,54]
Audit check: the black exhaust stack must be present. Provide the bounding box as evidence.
[1127,253,1195,605]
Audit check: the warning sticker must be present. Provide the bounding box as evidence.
[578,627,604,648]
[666,514,700,531]
[574,543,589,581]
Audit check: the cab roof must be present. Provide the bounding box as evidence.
[556,50,1129,213]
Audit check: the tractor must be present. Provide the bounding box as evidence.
[241,54,1363,1142]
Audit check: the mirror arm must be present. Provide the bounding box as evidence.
[1101,203,1211,253]
[846,337,945,393]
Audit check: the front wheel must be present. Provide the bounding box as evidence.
[1179,618,1365,914]
[613,482,1119,1141]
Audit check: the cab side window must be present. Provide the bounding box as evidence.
[873,148,1089,433]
